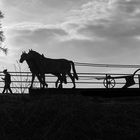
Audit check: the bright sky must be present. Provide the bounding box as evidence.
[1,0,140,73]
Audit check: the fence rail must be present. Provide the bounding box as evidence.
[0,63,140,93]
[0,71,139,94]
[75,62,140,68]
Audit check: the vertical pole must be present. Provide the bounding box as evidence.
[106,74,108,89]
[138,75,140,88]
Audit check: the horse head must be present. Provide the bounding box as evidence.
[19,51,29,63]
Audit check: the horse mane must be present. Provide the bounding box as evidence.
[28,49,41,57]
[28,50,46,73]
[28,49,45,60]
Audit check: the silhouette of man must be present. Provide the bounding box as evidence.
[2,69,12,94]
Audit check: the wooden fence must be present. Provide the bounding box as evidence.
[0,71,139,94]
[0,63,140,93]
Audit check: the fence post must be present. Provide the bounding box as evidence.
[106,74,108,89]
[138,75,140,88]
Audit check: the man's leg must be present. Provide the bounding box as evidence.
[2,87,6,94]
[8,88,12,94]
[6,89,8,94]
[5,85,9,93]
[8,85,13,94]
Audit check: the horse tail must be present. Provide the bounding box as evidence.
[70,61,78,80]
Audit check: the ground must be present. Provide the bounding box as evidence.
[0,91,140,139]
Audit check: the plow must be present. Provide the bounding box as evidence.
[96,68,140,88]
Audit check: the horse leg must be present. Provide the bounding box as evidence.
[41,75,45,88]
[67,72,75,88]
[36,74,43,88]
[56,75,66,88]
[62,73,67,84]
[53,73,59,88]
[37,74,47,88]
[56,73,67,87]
[54,73,62,88]
[57,74,67,88]
[57,74,63,88]
[41,74,48,88]
[30,74,35,88]
[55,78,59,88]
[58,83,63,88]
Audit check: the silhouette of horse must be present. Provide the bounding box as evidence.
[28,49,78,88]
[27,50,67,88]
[19,51,48,88]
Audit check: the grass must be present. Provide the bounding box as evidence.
[0,92,140,139]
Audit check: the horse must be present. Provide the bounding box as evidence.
[20,51,66,88]
[19,51,48,88]
[28,49,78,88]
[28,50,67,88]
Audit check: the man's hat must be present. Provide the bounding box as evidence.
[3,69,7,73]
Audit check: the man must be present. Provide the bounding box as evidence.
[2,69,12,94]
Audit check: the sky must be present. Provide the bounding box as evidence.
[1,0,140,73]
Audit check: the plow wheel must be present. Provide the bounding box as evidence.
[103,76,116,88]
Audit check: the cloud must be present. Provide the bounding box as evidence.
[115,0,140,15]
[57,35,140,65]
[61,0,140,42]
[4,22,64,32]
[78,21,140,41]
[4,0,140,55]
[6,23,68,49]
[2,0,140,69]
[55,0,114,41]
[1,0,119,41]
[4,0,140,46]
[1,0,87,25]
[66,0,113,23]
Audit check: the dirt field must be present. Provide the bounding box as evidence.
[0,92,140,139]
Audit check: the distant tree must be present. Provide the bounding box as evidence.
[0,10,7,54]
